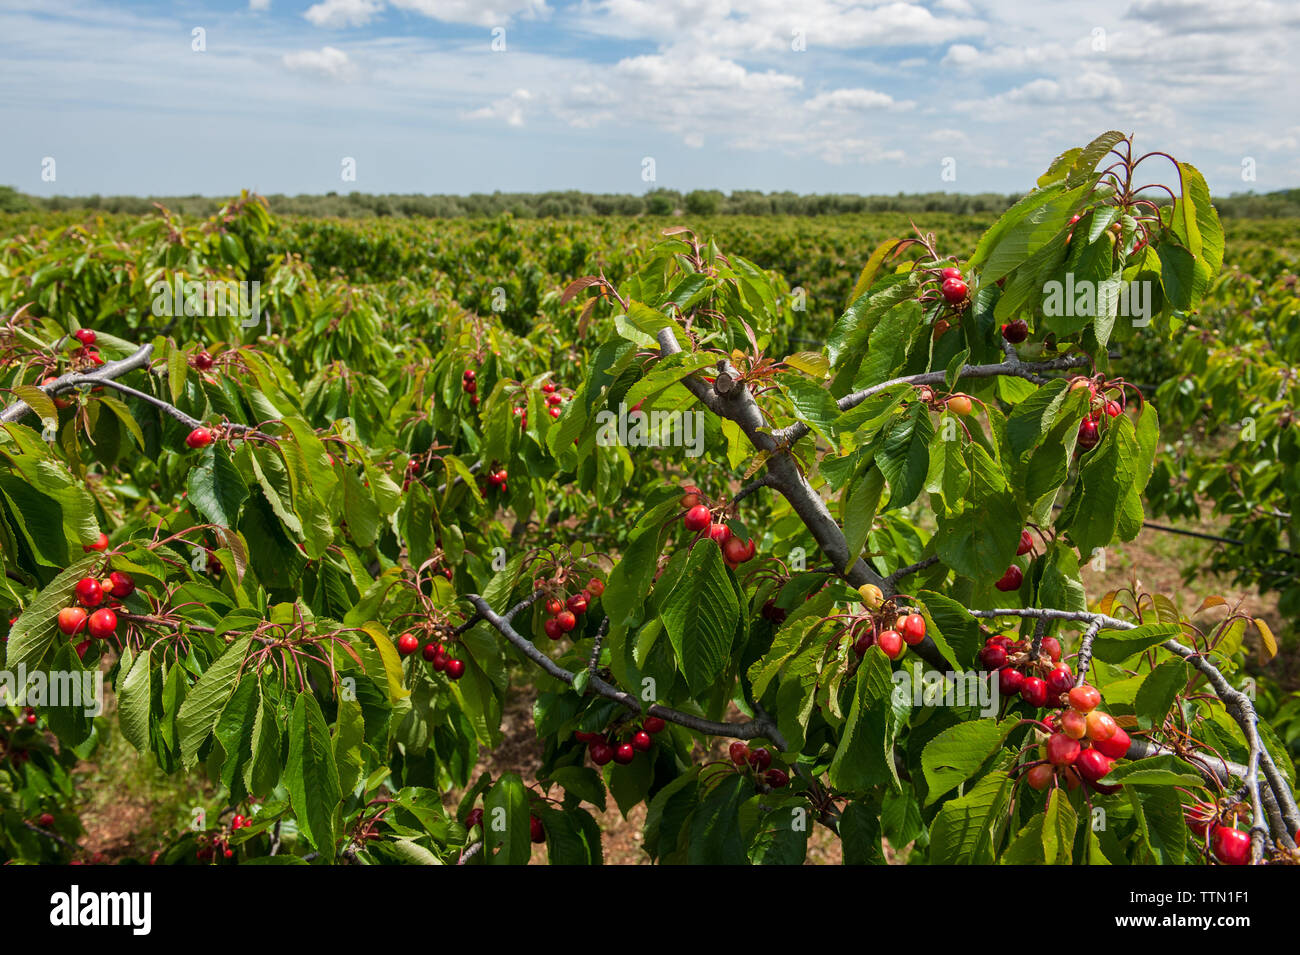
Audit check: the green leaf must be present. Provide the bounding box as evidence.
[483,772,531,866]
[829,649,902,792]
[1133,657,1189,730]
[187,444,249,528]
[177,636,251,768]
[921,717,1011,804]
[285,691,342,855]
[117,646,152,751]
[688,772,752,865]
[5,555,102,670]
[660,542,740,696]
[1089,623,1179,664]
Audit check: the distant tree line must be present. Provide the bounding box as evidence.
[1,184,1297,220]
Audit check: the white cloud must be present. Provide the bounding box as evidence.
[248,0,271,11]
[464,88,533,126]
[388,0,549,28]
[282,46,357,79]
[804,88,897,111]
[304,0,383,28]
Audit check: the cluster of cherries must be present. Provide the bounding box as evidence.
[395,632,466,680]
[541,579,604,639]
[851,589,928,661]
[727,741,790,789]
[41,328,106,409]
[576,714,665,765]
[462,368,480,408]
[1184,802,1253,866]
[485,467,508,494]
[56,572,132,657]
[679,486,757,570]
[938,266,969,306]
[511,380,569,428]
[994,528,1036,592]
[1070,378,1126,452]
[976,630,1131,791]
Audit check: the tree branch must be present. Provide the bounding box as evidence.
[1,343,154,424]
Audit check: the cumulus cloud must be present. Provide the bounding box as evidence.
[282,46,357,79]
[304,0,382,28]
[464,88,534,126]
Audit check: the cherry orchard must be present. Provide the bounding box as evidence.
[0,132,1293,865]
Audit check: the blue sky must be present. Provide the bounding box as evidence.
[2,0,1298,198]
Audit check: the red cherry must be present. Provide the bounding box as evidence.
[994,565,1023,592]
[586,578,605,598]
[1020,677,1048,707]
[463,379,477,394]
[940,277,968,304]
[547,407,561,419]
[1211,825,1250,865]
[1103,400,1122,418]
[1016,530,1034,556]
[444,658,465,680]
[545,393,562,406]
[1045,665,1073,696]
[1026,763,1055,790]
[529,815,546,844]
[58,607,88,636]
[613,742,635,765]
[631,730,653,752]
[708,522,733,545]
[545,597,564,616]
[876,629,904,660]
[1085,710,1118,741]
[1061,709,1088,740]
[899,613,926,645]
[979,644,1008,669]
[421,642,441,662]
[683,505,711,532]
[1041,635,1062,662]
[1067,685,1101,713]
[1001,318,1029,344]
[556,610,577,632]
[747,747,773,771]
[1184,803,1215,838]
[1093,724,1131,759]
[87,608,117,639]
[566,594,588,615]
[1077,418,1100,450]
[185,427,214,449]
[463,369,476,382]
[852,629,875,657]
[75,577,104,608]
[74,639,91,659]
[998,667,1025,696]
[37,812,55,827]
[589,741,615,765]
[106,570,135,599]
[764,768,789,788]
[540,382,556,394]
[728,742,750,765]
[939,266,963,281]
[1045,732,1081,766]
[543,618,563,640]
[643,716,666,734]
[722,535,755,565]
[194,350,215,371]
[431,646,449,672]
[83,532,109,552]
[396,633,419,656]
[1075,748,1112,783]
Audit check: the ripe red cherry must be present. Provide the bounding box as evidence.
[1026,763,1055,790]
[940,277,968,304]
[194,350,215,371]
[643,716,666,734]
[998,667,1024,696]
[1103,400,1122,417]
[87,608,117,639]
[186,427,214,449]
[106,570,135,598]
[556,610,577,632]
[613,742,636,765]
[764,768,789,788]
[1211,825,1250,865]
[939,266,963,281]
[1016,530,1033,556]
[465,807,484,829]
[586,578,605,598]
[1092,724,1131,759]
[421,642,442,662]
[58,607,88,636]
[631,730,653,752]
[722,535,755,565]
[1085,710,1118,741]
[529,815,546,844]
[708,522,732,544]
[540,382,556,394]
[1077,418,1100,450]
[852,629,874,657]
[1041,635,1062,662]
[683,504,711,532]
[876,629,904,660]
[1020,677,1048,707]
[75,577,104,608]
[994,565,1023,592]
[545,597,563,616]
[898,613,926,645]
[444,658,465,680]
[396,633,419,656]
[463,369,476,382]
[1067,685,1101,713]
[679,491,702,509]
[729,742,750,765]
[1045,732,1081,766]
[1061,709,1088,740]
[547,407,561,419]
[431,646,449,671]
[1045,665,1073,696]
[1075,748,1112,783]
[1001,318,1029,344]
[1184,803,1214,838]
[748,747,772,771]
[589,741,614,765]
[74,639,91,659]
[566,593,588,615]
[74,328,96,346]
[463,379,477,394]
[37,811,55,827]
[83,532,109,552]
[979,644,1008,669]
[543,618,563,640]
